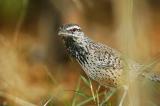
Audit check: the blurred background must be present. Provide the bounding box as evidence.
[0,0,160,106]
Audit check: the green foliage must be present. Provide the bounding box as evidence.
[69,75,113,106]
[0,0,28,22]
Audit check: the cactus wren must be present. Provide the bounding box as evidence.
[58,24,160,89]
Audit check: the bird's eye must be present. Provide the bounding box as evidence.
[71,28,77,32]
[68,28,81,33]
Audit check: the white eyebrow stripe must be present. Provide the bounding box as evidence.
[66,26,80,30]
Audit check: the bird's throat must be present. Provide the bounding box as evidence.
[64,37,89,65]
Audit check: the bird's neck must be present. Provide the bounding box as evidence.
[64,36,91,64]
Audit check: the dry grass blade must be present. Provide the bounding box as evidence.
[43,97,53,106]
[66,90,89,98]
[0,91,37,106]
[96,89,100,106]
[100,88,116,106]
[89,78,96,102]
[142,55,160,71]
[71,77,81,106]
[80,75,90,87]
[43,65,58,84]
[0,35,10,46]
[96,85,101,106]
[14,0,28,43]
[76,91,105,106]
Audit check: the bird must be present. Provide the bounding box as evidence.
[58,23,160,105]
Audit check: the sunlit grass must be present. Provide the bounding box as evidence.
[69,75,114,106]
[0,0,159,106]
[0,33,159,106]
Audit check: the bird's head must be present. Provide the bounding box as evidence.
[58,24,89,61]
[58,24,85,42]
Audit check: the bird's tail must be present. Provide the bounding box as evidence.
[139,54,160,83]
[142,72,160,83]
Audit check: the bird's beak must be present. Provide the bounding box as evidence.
[58,31,66,36]
[58,27,64,36]
[58,31,73,37]
[58,27,68,36]
[58,27,75,37]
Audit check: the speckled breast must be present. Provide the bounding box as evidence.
[78,54,123,88]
